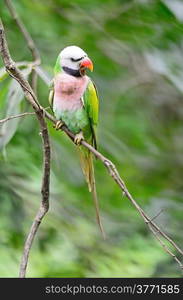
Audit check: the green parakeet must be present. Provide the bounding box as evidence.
[49,46,105,238]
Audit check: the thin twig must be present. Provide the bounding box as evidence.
[0,112,35,125]
[147,209,164,223]
[0,19,50,278]
[148,224,183,270]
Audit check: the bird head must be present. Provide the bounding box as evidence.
[59,46,93,76]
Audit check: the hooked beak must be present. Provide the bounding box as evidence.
[80,57,93,72]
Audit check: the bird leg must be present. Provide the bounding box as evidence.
[74,131,84,145]
[54,120,64,130]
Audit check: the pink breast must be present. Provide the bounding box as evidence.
[54,73,89,111]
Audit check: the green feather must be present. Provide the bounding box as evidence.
[83,79,99,149]
[48,81,54,109]
[55,108,89,134]
[54,55,62,75]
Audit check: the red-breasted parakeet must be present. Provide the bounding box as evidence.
[49,46,105,238]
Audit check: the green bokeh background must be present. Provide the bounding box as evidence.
[0,0,183,277]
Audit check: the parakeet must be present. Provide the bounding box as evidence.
[49,46,105,238]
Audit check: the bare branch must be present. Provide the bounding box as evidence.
[146,209,164,223]
[148,224,183,270]
[0,112,35,125]
[0,19,50,278]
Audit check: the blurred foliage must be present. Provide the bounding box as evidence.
[0,0,183,277]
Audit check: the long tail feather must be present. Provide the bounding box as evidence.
[79,147,106,239]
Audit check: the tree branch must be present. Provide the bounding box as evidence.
[0,112,35,125]
[0,19,50,278]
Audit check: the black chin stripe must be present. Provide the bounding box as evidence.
[63,66,81,77]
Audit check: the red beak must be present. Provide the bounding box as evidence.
[80,57,93,72]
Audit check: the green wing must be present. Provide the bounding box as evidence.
[83,79,99,149]
[48,80,54,110]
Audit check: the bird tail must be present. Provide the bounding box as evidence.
[78,147,106,239]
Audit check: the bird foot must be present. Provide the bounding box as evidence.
[74,132,84,145]
[54,120,64,130]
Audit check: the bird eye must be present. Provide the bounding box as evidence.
[70,56,84,62]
